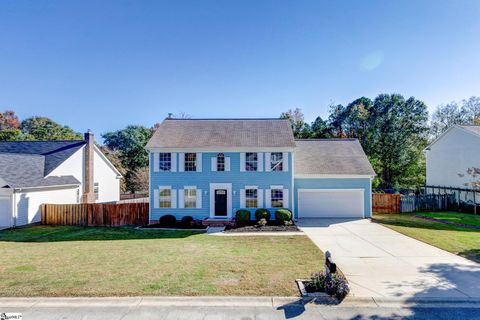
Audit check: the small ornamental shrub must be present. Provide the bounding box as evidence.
[235,209,251,225]
[306,271,350,300]
[275,209,292,223]
[255,208,270,221]
[159,214,177,227]
[257,218,267,227]
[180,215,194,227]
[284,220,293,226]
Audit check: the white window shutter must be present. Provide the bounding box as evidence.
[196,153,202,172]
[211,157,217,172]
[171,189,177,209]
[257,153,264,172]
[225,157,231,171]
[196,189,202,208]
[240,153,246,172]
[179,153,185,172]
[153,153,159,172]
[283,189,289,208]
[265,152,271,172]
[283,152,289,172]
[265,189,271,207]
[178,189,184,208]
[240,189,246,208]
[171,153,177,172]
[258,189,264,207]
[153,188,159,208]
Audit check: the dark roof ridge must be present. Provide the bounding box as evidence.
[295,138,359,141]
[0,139,83,143]
[42,141,86,155]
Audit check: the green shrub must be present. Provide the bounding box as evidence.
[255,208,270,221]
[180,216,194,227]
[159,214,177,227]
[235,209,251,224]
[275,209,292,222]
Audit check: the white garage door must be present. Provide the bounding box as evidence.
[0,195,12,227]
[298,189,364,218]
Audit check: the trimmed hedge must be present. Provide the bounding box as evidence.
[159,214,177,227]
[180,215,194,227]
[255,208,270,221]
[275,209,293,222]
[235,209,251,222]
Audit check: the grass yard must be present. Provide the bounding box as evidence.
[416,211,480,227]
[373,212,480,263]
[0,226,323,297]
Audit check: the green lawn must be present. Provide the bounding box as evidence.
[0,226,323,297]
[416,211,480,227]
[373,213,480,263]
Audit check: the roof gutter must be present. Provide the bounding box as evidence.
[13,183,80,192]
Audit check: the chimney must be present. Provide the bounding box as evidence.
[81,130,95,203]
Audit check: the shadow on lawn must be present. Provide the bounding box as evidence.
[277,262,480,320]
[0,225,202,242]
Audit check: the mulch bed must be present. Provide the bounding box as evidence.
[224,223,300,233]
[414,215,480,230]
[140,223,207,230]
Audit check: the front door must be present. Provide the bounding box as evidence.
[214,189,227,217]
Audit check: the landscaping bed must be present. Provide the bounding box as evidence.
[226,208,298,233]
[140,223,206,230]
[224,222,299,233]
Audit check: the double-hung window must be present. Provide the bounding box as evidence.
[245,152,258,171]
[159,153,172,171]
[271,189,284,208]
[159,188,172,208]
[245,189,258,208]
[270,152,283,171]
[217,153,225,171]
[184,153,197,172]
[184,188,197,208]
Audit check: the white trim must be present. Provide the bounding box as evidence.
[196,189,202,209]
[270,185,284,189]
[257,152,264,172]
[282,152,289,172]
[211,157,217,172]
[153,153,159,173]
[179,153,185,172]
[265,152,271,172]
[196,152,202,172]
[171,189,177,209]
[171,153,177,172]
[297,188,365,219]
[240,189,246,208]
[291,151,295,218]
[257,188,264,207]
[147,147,295,152]
[153,188,159,209]
[265,189,271,207]
[245,185,258,189]
[178,189,184,208]
[209,183,232,218]
[294,174,375,179]
[225,157,231,171]
[184,185,196,189]
[283,188,289,208]
[240,153,245,172]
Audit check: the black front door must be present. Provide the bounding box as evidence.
[214,189,227,216]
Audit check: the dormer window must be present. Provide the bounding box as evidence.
[217,153,225,171]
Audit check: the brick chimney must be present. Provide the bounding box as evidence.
[81,130,96,203]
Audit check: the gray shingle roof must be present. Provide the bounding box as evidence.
[146,119,296,149]
[460,125,480,136]
[0,140,84,188]
[294,139,376,176]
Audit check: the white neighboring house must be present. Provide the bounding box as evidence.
[425,125,480,189]
[0,131,122,228]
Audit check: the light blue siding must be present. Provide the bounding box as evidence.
[293,178,372,218]
[149,152,293,221]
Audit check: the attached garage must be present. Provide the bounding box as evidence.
[293,139,376,219]
[298,189,364,218]
[0,193,12,227]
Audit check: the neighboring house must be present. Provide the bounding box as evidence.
[425,125,480,189]
[0,131,122,227]
[146,118,375,222]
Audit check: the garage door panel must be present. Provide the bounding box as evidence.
[299,189,364,218]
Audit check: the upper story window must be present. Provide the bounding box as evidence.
[245,188,258,208]
[217,153,225,171]
[270,152,283,171]
[159,153,172,171]
[184,188,197,208]
[271,189,283,208]
[159,188,172,208]
[245,152,258,171]
[184,153,197,172]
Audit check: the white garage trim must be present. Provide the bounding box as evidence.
[297,188,365,219]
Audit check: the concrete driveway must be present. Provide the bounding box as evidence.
[298,218,480,300]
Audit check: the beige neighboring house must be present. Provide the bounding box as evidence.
[425,125,480,189]
[0,132,122,228]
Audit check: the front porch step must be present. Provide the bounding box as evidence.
[202,219,234,227]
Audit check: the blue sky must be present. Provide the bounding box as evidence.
[1,0,479,137]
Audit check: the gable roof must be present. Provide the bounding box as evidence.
[146,118,296,149]
[459,125,480,136]
[294,139,375,176]
[425,125,480,151]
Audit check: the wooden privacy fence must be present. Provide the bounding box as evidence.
[41,203,149,227]
[372,193,401,214]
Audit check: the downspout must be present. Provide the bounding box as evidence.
[12,189,17,228]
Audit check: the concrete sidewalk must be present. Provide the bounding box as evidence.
[298,218,480,300]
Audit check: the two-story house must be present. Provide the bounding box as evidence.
[146,118,375,223]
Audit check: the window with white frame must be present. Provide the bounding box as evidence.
[184,153,197,172]
[270,152,283,171]
[245,188,258,208]
[184,188,197,208]
[159,153,171,171]
[217,153,225,171]
[271,189,283,208]
[94,182,99,200]
[159,188,172,208]
[245,152,258,171]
